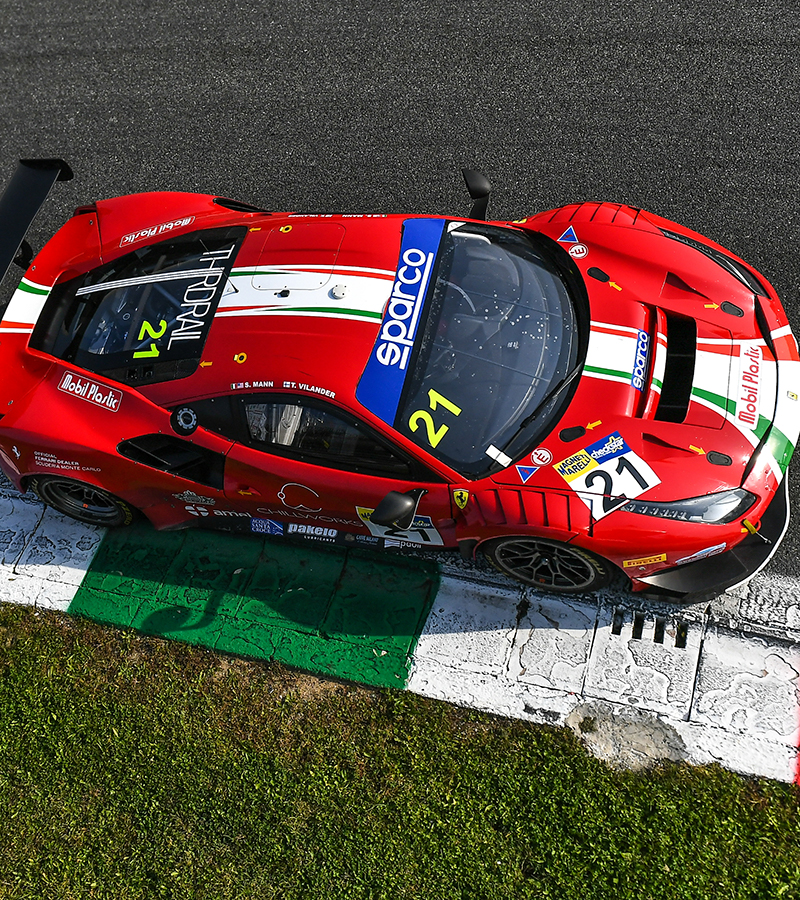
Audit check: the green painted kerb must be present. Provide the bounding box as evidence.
[69,523,440,689]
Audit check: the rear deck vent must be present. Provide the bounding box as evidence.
[213,197,268,213]
[655,313,696,423]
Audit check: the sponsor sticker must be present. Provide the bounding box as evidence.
[251,518,284,535]
[631,330,650,391]
[120,216,195,247]
[256,507,359,526]
[557,226,579,244]
[341,533,382,547]
[736,343,762,430]
[568,243,588,259]
[356,218,446,424]
[356,505,444,545]
[516,465,539,484]
[186,505,248,518]
[622,553,667,569]
[33,450,100,473]
[58,372,122,411]
[554,431,660,520]
[287,523,338,542]
[278,482,322,512]
[531,447,553,466]
[173,490,216,506]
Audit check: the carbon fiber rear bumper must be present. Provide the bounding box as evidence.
[636,475,790,602]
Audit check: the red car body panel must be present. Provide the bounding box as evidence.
[1,177,798,600]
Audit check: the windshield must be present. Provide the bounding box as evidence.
[392,222,584,477]
[31,226,245,385]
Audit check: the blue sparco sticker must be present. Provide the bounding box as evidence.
[356,217,446,424]
[631,330,650,391]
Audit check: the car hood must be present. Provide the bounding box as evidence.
[492,204,792,501]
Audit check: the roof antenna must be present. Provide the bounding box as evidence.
[462,169,492,220]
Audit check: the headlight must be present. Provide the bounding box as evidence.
[622,488,756,525]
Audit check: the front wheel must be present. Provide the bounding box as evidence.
[28,475,136,527]
[483,536,612,592]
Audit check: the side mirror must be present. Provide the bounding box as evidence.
[371,488,427,531]
[462,168,492,220]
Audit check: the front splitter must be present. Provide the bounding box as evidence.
[637,476,790,602]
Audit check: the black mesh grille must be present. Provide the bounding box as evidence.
[655,313,696,423]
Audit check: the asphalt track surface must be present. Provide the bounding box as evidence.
[2,0,800,586]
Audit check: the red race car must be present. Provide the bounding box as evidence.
[1,160,798,601]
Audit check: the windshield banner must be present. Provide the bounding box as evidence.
[356,217,445,424]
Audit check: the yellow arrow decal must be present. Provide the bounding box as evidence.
[689,445,706,455]
[587,420,602,430]
[199,361,213,368]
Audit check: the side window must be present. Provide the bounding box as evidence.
[243,399,412,476]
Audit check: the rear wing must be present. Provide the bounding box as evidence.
[0,158,73,304]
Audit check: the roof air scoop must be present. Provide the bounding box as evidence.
[462,168,492,220]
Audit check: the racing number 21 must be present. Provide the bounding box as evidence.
[133,319,167,359]
[408,389,461,448]
[585,455,649,514]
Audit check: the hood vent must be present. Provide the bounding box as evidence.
[655,313,696,423]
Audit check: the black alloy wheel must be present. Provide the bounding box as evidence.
[484,536,612,592]
[29,475,136,527]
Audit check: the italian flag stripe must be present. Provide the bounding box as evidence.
[1,484,798,783]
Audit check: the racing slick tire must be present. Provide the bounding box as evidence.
[28,475,136,527]
[483,536,612,593]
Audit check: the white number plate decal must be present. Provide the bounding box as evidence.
[356,506,444,545]
[553,431,660,521]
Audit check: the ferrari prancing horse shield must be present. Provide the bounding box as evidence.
[453,489,470,510]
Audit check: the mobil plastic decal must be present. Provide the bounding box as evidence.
[356,218,446,423]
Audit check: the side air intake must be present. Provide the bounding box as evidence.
[654,313,696,423]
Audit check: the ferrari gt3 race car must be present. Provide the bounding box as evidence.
[0,159,798,601]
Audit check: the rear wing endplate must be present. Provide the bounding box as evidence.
[0,158,73,291]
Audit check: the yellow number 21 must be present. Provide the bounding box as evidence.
[133,319,168,359]
[408,389,462,449]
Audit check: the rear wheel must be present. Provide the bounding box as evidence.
[483,536,611,592]
[29,475,136,527]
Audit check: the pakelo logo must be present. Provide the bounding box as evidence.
[288,523,338,541]
[631,330,650,391]
[737,343,762,429]
[58,372,122,411]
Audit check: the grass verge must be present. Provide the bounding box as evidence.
[0,603,798,900]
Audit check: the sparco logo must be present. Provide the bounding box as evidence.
[58,372,122,411]
[737,343,762,428]
[631,330,650,391]
[376,247,434,370]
